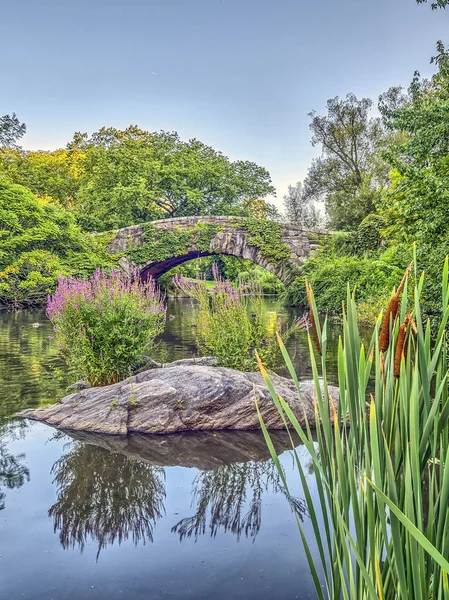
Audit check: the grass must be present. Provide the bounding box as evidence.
[258,252,449,599]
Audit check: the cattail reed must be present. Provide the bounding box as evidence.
[379,262,413,352]
[306,280,322,356]
[397,261,414,296]
[379,292,400,352]
[393,313,416,377]
[394,322,407,378]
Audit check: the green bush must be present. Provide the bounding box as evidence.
[174,269,305,370]
[47,270,166,386]
[354,214,385,252]
[0,250,66,309]
[283,254,402,313]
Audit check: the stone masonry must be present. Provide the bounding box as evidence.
[106,216,328,285]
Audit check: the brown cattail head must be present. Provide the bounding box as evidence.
[402,313,417,360]
[379,293,400,352]
[394,322,407,378]
[306,280,322,356]
[396,261,414,296]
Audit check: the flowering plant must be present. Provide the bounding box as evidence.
[173,264,308,370]
[47,269,166,386]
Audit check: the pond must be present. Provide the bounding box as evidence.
[0,299,341,600]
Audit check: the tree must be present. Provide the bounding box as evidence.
[283,181,321,227]
[71,127,275,231]
[378,43,449,244]
[303,94,388,230]
[416,0,448,9]
[0,147,86,208]
[0,114,26,148]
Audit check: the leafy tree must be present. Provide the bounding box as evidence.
[378,44,449,244]
[0,147,85,208]
[303,94,388,230]
[0,182,108,307]
[416,0,448,9]
[0,114,26,148]
[283,181,321,227]
[71,127,275,231]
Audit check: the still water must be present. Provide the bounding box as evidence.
[0,299,339,600]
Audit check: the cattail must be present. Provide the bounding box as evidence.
[402,313,417,360]
[394,322,407,378]
[379,293,400,352]
[306,280,322,356]
[379,262,413,352]
[396,261,414,296]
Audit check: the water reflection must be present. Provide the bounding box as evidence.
[0,422,30,510]
[48,430,306,553]
[172,460,306,542]
[49,441,166,557]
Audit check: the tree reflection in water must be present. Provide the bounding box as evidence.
[49,431,308,554]
[0,422,30,510]
[171,460,307,542]
[48,443,166,558]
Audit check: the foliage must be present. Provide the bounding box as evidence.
[353,214,385,252]
[69,127,275,231]
[416,0,448,8]
[0,250,66,310]
[303,94,389,230]
[128,222,222,264]
[378,45,449,245]
[0,182,119,307]
[159,255,285,296]
[241,218,290,264]
[259,257,449,599]
[173,268,307,370]
[0,182,82,267]
[47,270,166,386]
[0,114,26,148]
[283,237,402,315]
[0,147,86,208]
[283,181,321,227]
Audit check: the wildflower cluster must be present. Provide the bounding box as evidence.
[47,269,166,386]
[173,265,308,370]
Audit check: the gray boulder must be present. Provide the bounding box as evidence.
[18,364,338,436]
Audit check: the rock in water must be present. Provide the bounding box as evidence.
[17,364,338,435]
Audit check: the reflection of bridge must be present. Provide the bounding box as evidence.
[106,216,327,284]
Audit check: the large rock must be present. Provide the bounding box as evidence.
[18,363,338,435]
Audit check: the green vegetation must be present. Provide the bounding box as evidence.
[240,218,290,264]
[260,257,449,599]
[47,270,166,386]
[0,124,279,308]
[128,222,222,264]
[289,39,449,324]
[174,269,306,370]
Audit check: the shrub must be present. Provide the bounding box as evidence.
[0,250,65,309]
[283,255,402,314]
[174,265,307,370]
[47,270,166,386]
[354,213,385,252]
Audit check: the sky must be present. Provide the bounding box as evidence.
[2,0,449,208]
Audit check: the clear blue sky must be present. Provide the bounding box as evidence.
[2,0,448,206]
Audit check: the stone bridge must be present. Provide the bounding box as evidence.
[106,216,327,285]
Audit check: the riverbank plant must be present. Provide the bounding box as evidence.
[259,254,449,599]
[174,265,307,370]
[47,269,166,386]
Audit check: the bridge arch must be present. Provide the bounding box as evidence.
[106,216,325,285]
